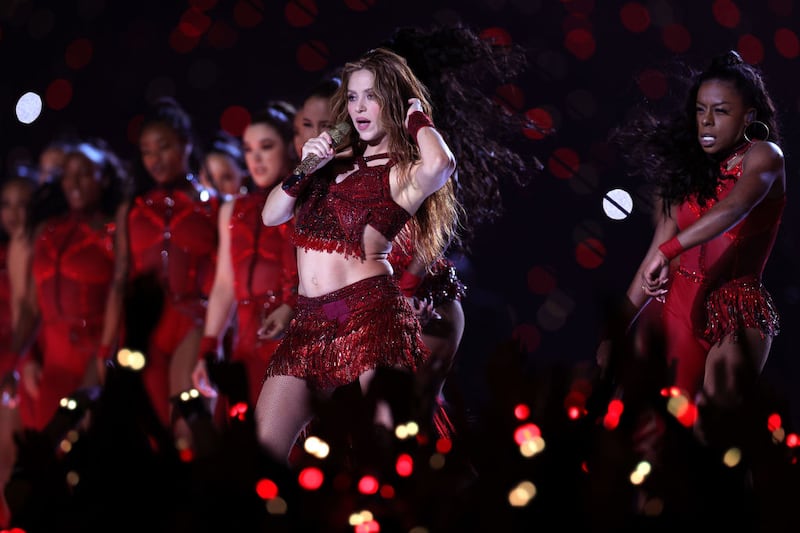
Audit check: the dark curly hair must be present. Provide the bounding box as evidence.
[381,24,536,252]
[613,50,780,212]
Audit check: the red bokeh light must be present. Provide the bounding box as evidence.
[712,0,741,28]
[396,454,414,477]
[480,27,512,47]
[179,448,194,462]
[285,0,318,28]
[358,475,380,494]
[494,84,525,113]
[527,265,557,295]
[514,423,541,445]
[298,467,324,490]
[548,147,580,179]
[169,27,200,54]
[179,7,211,37]
[738,34,764,64]
[380,484,395,498]
[620,2,650,33]
[220,105,251,137]
[512,323,541,353]
[234,0,264,27]
[575,238,605,269]
[255,478,279,499]
[774,28,799,59]
[65,38,93,69]
[523,108,554,140]
[767,413,783,432]
[296,40,329,72]
[514,404,531,421]
[564,28,596,60]
[786,433,799,447]
[46,79,73,110]
[662,23,691,53]
[436,438,453,454]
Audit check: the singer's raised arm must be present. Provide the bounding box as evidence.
[393,99,456,215]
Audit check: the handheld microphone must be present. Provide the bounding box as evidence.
[282,122,352,191]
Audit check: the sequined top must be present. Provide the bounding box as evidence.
[292,153,412,260]
[674,142,786,285]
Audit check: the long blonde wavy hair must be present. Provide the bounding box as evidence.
[329,47,460,269]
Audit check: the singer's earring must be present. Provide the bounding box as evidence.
[744,120,769,143]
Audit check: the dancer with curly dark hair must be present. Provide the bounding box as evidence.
[605,51,786,463]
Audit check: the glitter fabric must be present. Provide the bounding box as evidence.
[292,153,412,260]
[391,254,467,308]
[704,275,780,344]
[264,275,428,391]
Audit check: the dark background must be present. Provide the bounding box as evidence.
[1,0,798,426]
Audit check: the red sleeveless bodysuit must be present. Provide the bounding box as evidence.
[662,141,784,394]
[26,213,116,429]
[228,190,297,404]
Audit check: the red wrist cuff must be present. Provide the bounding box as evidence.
[398,270,424,297]
[658,236,684,261]
[406,111,434,143]
[199,335,218,361]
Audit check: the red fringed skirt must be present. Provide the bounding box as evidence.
[704,275,780,345]
[263,275,429,391]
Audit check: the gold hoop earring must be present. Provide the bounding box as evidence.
[744,120,769,143]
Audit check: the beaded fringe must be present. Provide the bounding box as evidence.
[704,278,780,344]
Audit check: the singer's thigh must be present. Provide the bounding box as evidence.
[255,374,314,461]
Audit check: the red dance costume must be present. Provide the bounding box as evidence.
[128,184,218,425]
[228,191,297,404]
[663,142,784,396]
[0,244,13,383]
[266,153,428,389]
[23,214,116,430]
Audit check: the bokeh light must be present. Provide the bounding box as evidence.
[298,467,324,490]
[575,238,605,269]
[774,28,799,59]
[220,105,251,137]
[738,34,765,64]
[527,265,557,295]
[548,147,580,179]
[45,79,73,110]
[234,0,265,27]
[256,478,279,500]
[662,23,691,53]
[712,0,741,28]
[602,188,633,220]
[296,40,330,71]
[285,0,318,27]
[66,37,93,69]
[16,91,43,124]
[620,2,650,33]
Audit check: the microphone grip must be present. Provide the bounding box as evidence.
[281,154,321,195]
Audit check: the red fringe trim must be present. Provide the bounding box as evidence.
[264,275,428,390]
[704,277,780,344]
[292,233,364,260]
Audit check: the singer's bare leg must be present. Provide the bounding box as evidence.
[255,375,315,464]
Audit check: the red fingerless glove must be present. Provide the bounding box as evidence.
[198,335,219,362]
[406,111,435,143]
[658,236,685,261]
[398,270,424,297]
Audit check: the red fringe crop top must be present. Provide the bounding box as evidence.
[292,153,412,260]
